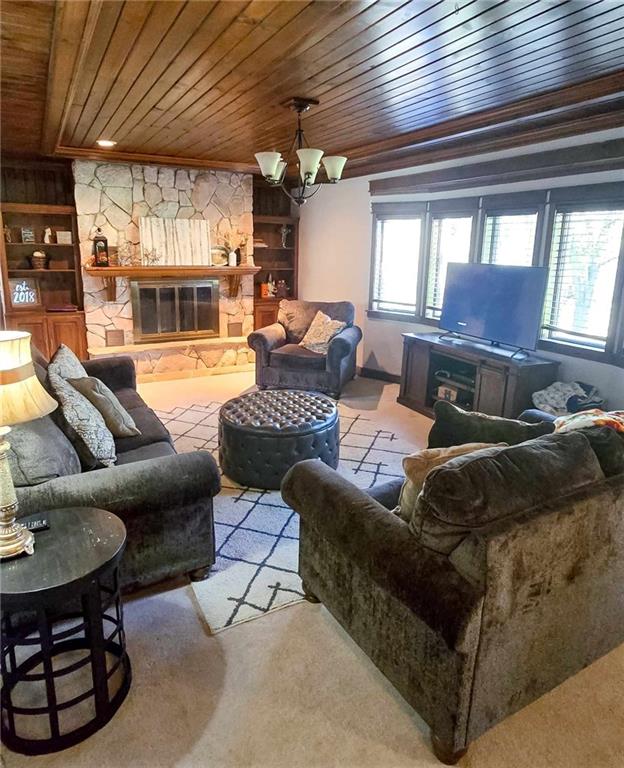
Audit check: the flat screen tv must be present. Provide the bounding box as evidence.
[439,263,548,351]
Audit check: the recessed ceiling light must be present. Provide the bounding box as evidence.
[97,139,117,148]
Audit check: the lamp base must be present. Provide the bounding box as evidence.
[0,517,34,559]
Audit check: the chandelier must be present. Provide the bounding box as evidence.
[254,97,347,206]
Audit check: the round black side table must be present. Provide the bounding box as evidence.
[0,508,131,755]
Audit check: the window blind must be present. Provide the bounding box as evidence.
[481,213,537,266]
[542,209,624,350]
[371,218,421,314]
[425,216,472,319]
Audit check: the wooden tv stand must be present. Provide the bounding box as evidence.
[398,333,559,418]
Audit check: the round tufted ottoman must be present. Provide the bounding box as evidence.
[218,390,339,490]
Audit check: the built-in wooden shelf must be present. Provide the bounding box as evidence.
[84,264,261,300]
[5,242,74,247]
[1,203,76,214]
[9,269,76,275]
[253,215,298,224]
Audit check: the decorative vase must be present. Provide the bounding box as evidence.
[30,251,47,270]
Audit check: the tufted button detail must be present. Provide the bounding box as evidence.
[218,389,340,490]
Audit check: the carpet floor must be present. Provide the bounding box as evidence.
[4,375,623,768]
[155,399,418,633]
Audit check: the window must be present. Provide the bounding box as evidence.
[424,216,472,319]
[542,208,624,351]
[481,212,537,266]
[371,217,421,314]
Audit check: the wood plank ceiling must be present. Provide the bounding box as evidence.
[1,0,623,176]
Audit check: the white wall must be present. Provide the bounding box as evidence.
[298,129,624,408]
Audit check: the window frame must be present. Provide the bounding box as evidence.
[367,183,624,367]
[537,199,624,366]
[368,202,427,322]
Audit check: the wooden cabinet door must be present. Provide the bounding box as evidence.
[399,338,430,408]
[5,313,50,357]
[47,313,88,359]
[254,302,279,330]
[476,364,507,416]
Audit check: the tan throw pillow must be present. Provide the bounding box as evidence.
[394,442,503,522]
[67,377,140,438]
[48,372,116,466]
[299,310,347,354]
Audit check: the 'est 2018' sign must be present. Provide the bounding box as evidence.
[9,278,41,309]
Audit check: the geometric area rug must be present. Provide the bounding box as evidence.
[155,401,420,633]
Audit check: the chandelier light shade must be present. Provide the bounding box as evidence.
[254,151,282,181]
[255,97,347,206]
[322,156,348,183]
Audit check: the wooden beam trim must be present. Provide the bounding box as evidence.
[53,146,258,175]
[368,139,624,196]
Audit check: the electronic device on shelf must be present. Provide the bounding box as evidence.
[439,263,548,354]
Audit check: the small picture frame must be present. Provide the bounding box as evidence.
[8,277,41,309]
[56,230,73,245]
[20,226,36,243]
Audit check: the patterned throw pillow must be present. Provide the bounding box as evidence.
[299,310,346,354]
[67,377,140,438]
[48,372,116,466]
[48,343,88,380]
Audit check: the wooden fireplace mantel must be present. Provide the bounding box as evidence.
[84,265,261,300]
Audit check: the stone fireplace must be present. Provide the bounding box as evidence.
[74,159,257,379]
[130,279,220,343]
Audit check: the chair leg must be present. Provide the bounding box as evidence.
[188,565,212,582]
[431,733,468,765]
[301,581,321,603]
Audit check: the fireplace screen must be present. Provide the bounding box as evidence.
[130,279,220,343]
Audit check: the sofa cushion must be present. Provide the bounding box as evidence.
[8,416,81,487]
[114,387,146,412]
[270,344,326,371]
[410,431,604,554]
[114,405,172,453]
[47,343,87,380]
[395,442,503,522]
[428,400,554,448]
[115,441,176,465]
[278,299,354,343]
[67,376,140,438]
[48,372,117,466]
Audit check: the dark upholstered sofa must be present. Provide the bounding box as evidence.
[282,409,624,764]
[13,351,219,592]
[247,299,362,398]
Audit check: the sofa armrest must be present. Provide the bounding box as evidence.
[327,325,362,370]
[83,355,137,391]
[16,452,220,521]
[247,323,287,364]
[281,460,482,647]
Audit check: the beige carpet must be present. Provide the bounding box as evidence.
[4,375,623,768]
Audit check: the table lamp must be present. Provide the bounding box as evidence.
[0,331,57,558]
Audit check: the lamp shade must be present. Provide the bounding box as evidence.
[255,152,282,180]
[0,331,57,427]
[275,160,287,183]
[322,155,347,182]
[296,148,324,182]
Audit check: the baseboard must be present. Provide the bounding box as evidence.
[357,366,401,384]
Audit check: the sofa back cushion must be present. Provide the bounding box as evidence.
[428,400,554,449]
[395,442,503,522]
[410,431,604,554]
[8,416,81,487]
[278,299,354,343]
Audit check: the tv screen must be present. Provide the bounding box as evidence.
[439,263,548,351]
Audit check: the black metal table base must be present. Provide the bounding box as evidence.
[1,567,131,755]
